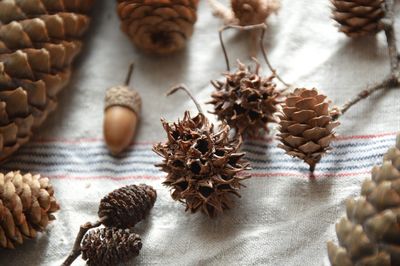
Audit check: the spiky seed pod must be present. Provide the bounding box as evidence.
[116,0,199,55]
[0,171,60,249]
[277,88,340,171]
[0,0,94,161]
[153,111,251,217]
[231,0,280,25]
[331,0,385,37]
[98,184,157,228]
[209,61,281,137]
[327,133,400,266]
[81,227,142,266]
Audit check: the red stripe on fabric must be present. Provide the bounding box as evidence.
[47,171,370,181]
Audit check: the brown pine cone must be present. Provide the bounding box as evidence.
[153,112,250,217]
[0,171,60,249]
[231,0,280,25]
[98,184,157,228]
[277,88,340,171]
[332,0,385,37]
[209,61,281,137]
[0,0,94,161]
[116,0,199,54]
[81,227,142,266]
[327,133,400,266]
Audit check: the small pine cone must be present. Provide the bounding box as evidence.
[116,0,199,54]
[231,0,280,25]
[81,227,142,266]
[209,61,281,137]
[277,88,340,171]
[153,112,251,217]
[327,133,400,266]
[0,171,60,249]
[332,0,385,37]
[0,0,94,161]
[98,184,157,228]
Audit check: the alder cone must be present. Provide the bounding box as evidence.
[327,134,400,266]
[98,184,157,228]
[116,0,199,54]
[231,0,280,25]
[0,0,94,161]
[0,171,60,249]
[81,227,142,266]
[332,0,385,37]
[209,61,280,137]
[277,88,340,171]
[153,112,250,217]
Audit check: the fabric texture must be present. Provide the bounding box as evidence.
[0,0,399,265]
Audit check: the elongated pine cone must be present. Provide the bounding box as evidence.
[98,184,157,228]
[327,133,400,266]
[231,0,280,25]
[116,0,199,54]
[81,227,142,266]
[153,112,250,217]
[278,88,340,171]
[0,0,94,161]
[332,0,385,37]
[209,61,280,137]
[0,171,59,249]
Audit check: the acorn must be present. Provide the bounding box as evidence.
[104,64,142,155]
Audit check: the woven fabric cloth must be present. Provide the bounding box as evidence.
[1,0,400,265]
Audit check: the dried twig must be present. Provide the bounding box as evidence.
[335,0,400,119]
[219,23,290,87]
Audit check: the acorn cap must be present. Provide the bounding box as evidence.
[104,86,142,115]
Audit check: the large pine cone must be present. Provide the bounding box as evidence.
[327,133,400,266]
[231,0,280,25]
[0,171,59,249]
[0,0,94,161]
[116,0,199,54]
[98,184,157,228]
[277,88,340,171]
[81,227,142,266]
[209,61,280,137]
[332,0,385,37]
[153,112,250,217]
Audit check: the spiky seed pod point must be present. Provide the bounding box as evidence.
[116,0,199,55]
[0,0,94,161]
[153,110,251,218]
[231,0,280,26]
[327,133,400,266]
[0,171,60,249]
[277,88,340,172]
[98,184,157,228]
[331,0,385,37]
[209,60,281,137]
[81,227,142,266]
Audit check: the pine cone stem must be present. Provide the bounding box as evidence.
[219,23,290,87]
[61,219,103,266]
[335,0,400,120]
[167,84,204,115]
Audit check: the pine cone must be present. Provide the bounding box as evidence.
[0,171,59,249]
[327,133,400,266]
[277,88,340,171]
[98,184,157,228]
[81,227,142,266]
[209,61,280,137]
[0,0,94,161]
[153,112,250,217]
[332,0,385,37]
[231,0,280,25]
[116,0,199,54]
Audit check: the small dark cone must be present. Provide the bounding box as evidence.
[81,227,142,266]
[98,184,157,228]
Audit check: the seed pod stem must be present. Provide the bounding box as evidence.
[167,84,204,115]
[125,62,134,86]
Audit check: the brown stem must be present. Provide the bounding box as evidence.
[218,23,289,86]
[124,62,135,86]
[61,219,103,266]
[167,84,204,115]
